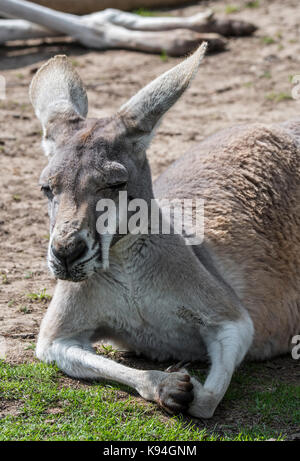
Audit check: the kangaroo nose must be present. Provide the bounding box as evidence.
[51,238,87,267]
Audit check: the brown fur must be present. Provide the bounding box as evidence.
[154,122,300,359]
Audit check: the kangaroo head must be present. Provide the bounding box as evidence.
[30,44,206,282]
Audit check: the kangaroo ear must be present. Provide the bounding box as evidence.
[118,42,207,154]
[29,55,88,156]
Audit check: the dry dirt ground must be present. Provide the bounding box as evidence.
[0,0,299,438]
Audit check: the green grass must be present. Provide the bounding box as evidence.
[265,91,293,103]
[0,360,297,441]
[225,5,240,14]
[261,36,276,45]
[260,71,272,79]
[245,1,260,8]
[225,1,260,14]
[160,50,169,62]
[18,305,33,314]
[222,364,299,428]
[26,288,51,302]
[1,273,9,285]
[132,8,162,17]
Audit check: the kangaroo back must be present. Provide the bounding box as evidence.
[154,122,300,359]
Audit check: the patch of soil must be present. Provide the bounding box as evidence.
[0,0,299,440]
[0,399,23,418]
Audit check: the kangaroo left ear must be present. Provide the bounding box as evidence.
[29,55,88,156]
[118,42,207,154]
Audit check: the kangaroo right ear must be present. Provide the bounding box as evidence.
[29,55,88,156]
[118,42,207,156]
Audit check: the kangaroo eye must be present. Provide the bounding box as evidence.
[41,185,54,200]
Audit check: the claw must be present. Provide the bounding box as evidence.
[165,360,191,373]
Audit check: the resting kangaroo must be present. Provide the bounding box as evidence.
[30,43,300,418]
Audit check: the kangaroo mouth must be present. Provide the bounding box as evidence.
[48,251,101,282]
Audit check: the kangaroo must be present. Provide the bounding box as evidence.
[30,43,300,418]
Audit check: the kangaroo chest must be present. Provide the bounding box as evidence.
[91,270,207,362]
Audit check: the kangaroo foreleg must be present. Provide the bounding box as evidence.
[37,335,195,413]
[188,316,254,418]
